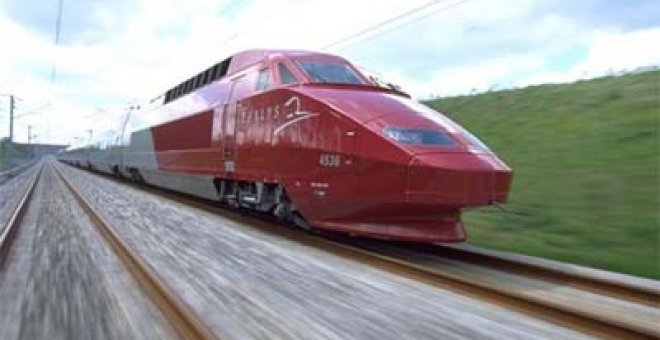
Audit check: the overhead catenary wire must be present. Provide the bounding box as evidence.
[50,0,65,86]
[321,0,470,51]
[14,103,52,119]
[38,0,64,143]
[213,2,281,55]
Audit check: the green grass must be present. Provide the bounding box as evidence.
[425,70,660,279]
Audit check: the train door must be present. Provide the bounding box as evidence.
[315,119,359,216]
[222,75,243,173]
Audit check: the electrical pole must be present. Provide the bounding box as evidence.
[28,125,32,144]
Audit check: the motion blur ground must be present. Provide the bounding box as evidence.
[427,69,660,279]
[28,157,657,339]
[0,159,600,339]
[0,162,176,339]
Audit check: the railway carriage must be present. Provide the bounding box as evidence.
[60,49,512,243]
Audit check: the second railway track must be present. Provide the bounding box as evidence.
[1,161,216,340]
[0,164,41,268]
[333,238,660,339]
[379,241,659,306]
[301,238,660,339]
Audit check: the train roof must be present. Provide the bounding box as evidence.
[162,49,341,105]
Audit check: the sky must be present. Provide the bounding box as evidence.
[0,0,659,145]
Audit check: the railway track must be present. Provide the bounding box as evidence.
[332,238,660,339]
[53,166,217,340]
[0,164,41,267]
[389,242,658,307]
[63,163,659,339]
[1,163,216,340]
[285,239,659,339]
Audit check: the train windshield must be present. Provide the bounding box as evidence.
[297,61,365,85]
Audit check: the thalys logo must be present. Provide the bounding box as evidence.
[273,96,319,135]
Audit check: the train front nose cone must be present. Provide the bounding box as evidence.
[406,152,512,206]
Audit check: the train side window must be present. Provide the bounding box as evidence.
[278,63,298,85]
[209,65,219,80]
[219,57,231,77]
[203,70,211,85]
[255,68,272,91]
[194,74,203,88]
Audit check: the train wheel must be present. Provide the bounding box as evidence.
[112,166,123,178]
[273,186,292,221]
[129,168,145,183]
[291,212,311,231]
[273,187,315,233]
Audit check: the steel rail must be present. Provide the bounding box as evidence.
[410,243,659,307]
[0,165,42,268]
[54,165,217,340]
[312,241,659,339]
[61,163,659,339]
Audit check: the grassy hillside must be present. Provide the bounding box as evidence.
[425,70,659,279]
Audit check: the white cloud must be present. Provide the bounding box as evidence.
[523,27,660,85]
[573,28,660,74]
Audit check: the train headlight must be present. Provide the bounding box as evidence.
[383,127,455,146]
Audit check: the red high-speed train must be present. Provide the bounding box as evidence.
[60,49,512,243]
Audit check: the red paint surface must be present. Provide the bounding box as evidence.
[104,50,514,242]
[151,110,221,173]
